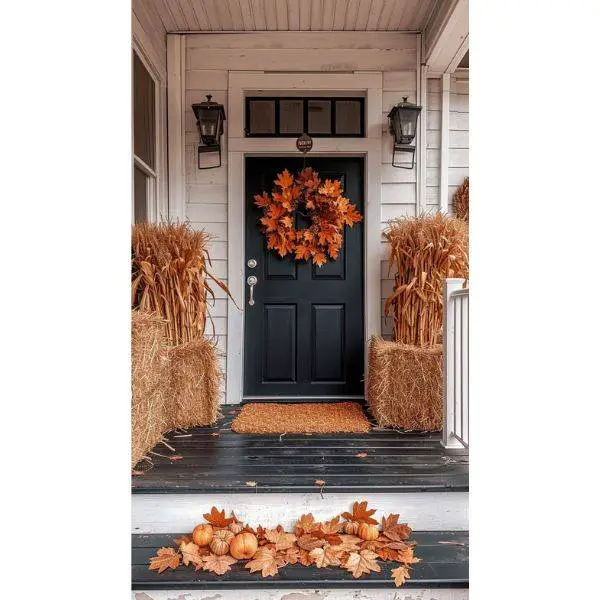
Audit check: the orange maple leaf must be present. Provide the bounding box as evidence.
[254,192,270,208]
[391,564,411,587]
[203,506,235,528]
[309,545,343,568]
[341,501,378,525]
[295,244,312,261]
[319,179,342,197]
[179,541,204,567]
[312,251,327,267]
[344,550,381,578]
[148,547,181,574]
[246,547,285,578]
[264,529,297,551]
[295,514,316,536]
[201,553,237,575]
[260,216,280,232]
[275,169,294,189]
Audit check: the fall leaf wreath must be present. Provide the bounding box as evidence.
[254,168,363,267]
[149,501,420,587]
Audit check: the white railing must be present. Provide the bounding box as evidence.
[442,278,469,450]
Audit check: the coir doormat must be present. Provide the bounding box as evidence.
[231,402,371,434]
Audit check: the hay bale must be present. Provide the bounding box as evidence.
[165,339,221,429]
[131,311,170,467]
[367,337,443,431]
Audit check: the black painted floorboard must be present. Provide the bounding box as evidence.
[132,405,469,494]
[132,531,468,590]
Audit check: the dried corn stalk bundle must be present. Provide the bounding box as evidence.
[384,214,468,347]
[132,222,230,345]
[453,177,469,221]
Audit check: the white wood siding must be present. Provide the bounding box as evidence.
[182,32,422,395]
[426,74,469,214]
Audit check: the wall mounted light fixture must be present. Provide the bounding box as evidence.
[191,94,226,169]
[388,97,422,169]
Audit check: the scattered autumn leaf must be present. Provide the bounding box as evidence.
[342,501,378,525]
[295,513,316,536]
[264,529,297,551]
[331,534,362,553]
[204,506,236,528]
[245,481,257,488]
[179,541,203,567]
[314,479,326,487]
[297,533,326,551]
[355,452,368,458]
[148,547,181,574]
[246,547,284,578]
[310,545,343,568]
[391,564,411,587]
[438,540,466,546]
[280,546,300,565]
[344,550,381,578]
[201,553,237,575]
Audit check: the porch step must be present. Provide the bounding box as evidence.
[132,531,468,591]
[132,491,468,533]
[132,406,468,494]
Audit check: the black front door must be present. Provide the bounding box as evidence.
[244,157,364,399]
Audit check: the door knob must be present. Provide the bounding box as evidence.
[247,275,258,306]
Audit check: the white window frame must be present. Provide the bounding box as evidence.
[132,41,165,223]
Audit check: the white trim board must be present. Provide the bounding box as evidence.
[132,491,468,533]
[166,34,186,221]
[132,32,168,222]
[226,71,383,405]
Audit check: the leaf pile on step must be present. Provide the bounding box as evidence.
[148,501,420,588]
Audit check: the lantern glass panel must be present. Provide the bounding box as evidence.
[395,108,420,144]
[198,109,221,144]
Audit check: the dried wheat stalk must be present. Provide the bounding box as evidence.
[453,177,469,221]
[383,214,468,347]
[131,222,232,345]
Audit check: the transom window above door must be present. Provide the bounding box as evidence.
[245,97,365,137]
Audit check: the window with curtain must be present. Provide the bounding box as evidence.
[133,50,156,223]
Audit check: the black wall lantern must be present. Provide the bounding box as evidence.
[388,97,422,169]
[192,94,226,169]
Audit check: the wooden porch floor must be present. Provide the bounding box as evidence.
[132,405,468,494]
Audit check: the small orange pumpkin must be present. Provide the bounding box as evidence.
[229,532,259,559]
[210,529,234,555]
[358,523,379,541]
[229,521,244,535]
[344,521,360,535]
[192,523,214,547]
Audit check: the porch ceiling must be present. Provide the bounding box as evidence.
[143,0,442,33]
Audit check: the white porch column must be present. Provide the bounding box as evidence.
[439,73,451,213]
[166,34,186,221]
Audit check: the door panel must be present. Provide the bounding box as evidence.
[244,157,364,398]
